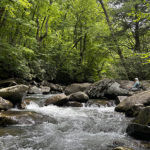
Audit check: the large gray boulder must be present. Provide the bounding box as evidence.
[65,83,91,95]
[0,111,57,126]
[0,85,28,107]
[126,106,150,140]
[69,92,89,103]
[87,79,130,99]
[45,94,68,106]
[115,90,150,113]
[0,97,13,111]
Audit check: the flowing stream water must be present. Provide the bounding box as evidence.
[0,94,149,150]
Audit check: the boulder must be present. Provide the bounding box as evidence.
[0,79,17,88]
[126,106,150,140]
[0,85,28,107]
[28,86,42,94]
[141,80,150,91]
[116,96,128,104]
[49,83,63,93]
[116,80,134,90]
[45,94,68,106]
[69,92,89,103]
[113,147,134,150]
[125,104,144,117]
[115,90,150,113]
[66,101,83,107]
[87,79,130,99]
[40,80,50,86]
[133,106,150,125]
[0,111,57,126]
[126,123,150,140]
[86,99,114,107]
[40,86,50,94]
[141,141,150,149]
[65,83,91,95]
[0,97,13,111]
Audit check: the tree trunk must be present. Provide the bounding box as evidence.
[79,25,83,64]
[36,16,49,43]
[134,4,141,52]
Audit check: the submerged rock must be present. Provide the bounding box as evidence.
[45,94,68,106]
[65,83,91,95]
[126,106,150,140]
[115,90,150,114]
[0,97,13,111]
[69,92,89,103]
[87,79,130,99]
[0,111,57,126]
[0,85,28,107]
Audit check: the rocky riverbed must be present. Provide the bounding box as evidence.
[0,79,150,150]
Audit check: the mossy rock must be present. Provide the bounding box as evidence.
[0,111,57,126]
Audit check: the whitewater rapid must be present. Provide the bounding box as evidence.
[0,94,148,150]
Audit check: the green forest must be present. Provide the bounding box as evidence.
[0,0,150,84]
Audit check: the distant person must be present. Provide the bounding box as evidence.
[130,78,140,91]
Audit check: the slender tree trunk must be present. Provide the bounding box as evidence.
[98,0,129,79]
[135,21,140,52]
[134,4,141,52]
[0,7,5,25]
[79,25,83,64]
[36,15,49,43]
[83,33,87,54]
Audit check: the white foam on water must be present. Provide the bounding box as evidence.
[26,101,88,118]
[0,99,145,150]
[26,101,115,117]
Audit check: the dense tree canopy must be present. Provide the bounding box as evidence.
[0,0,150,83]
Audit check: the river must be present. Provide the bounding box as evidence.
[0,94,149,150]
